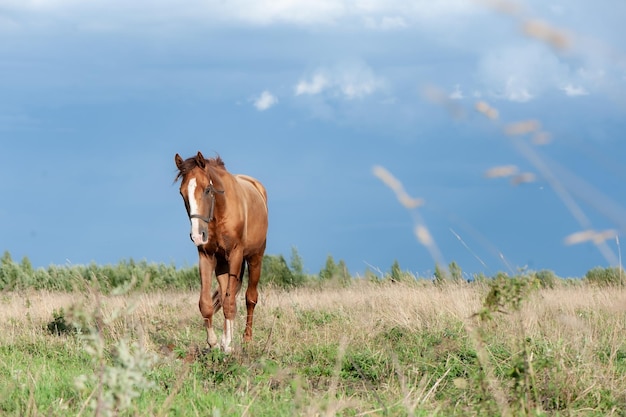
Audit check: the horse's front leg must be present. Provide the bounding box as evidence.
[198,251,218,348]
[220,249,244,353]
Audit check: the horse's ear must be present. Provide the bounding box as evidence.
[195,151,206,168]
[174,153,184,169]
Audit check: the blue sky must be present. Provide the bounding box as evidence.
[1,0,625,278]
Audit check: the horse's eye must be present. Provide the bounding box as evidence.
[204,187,211,195]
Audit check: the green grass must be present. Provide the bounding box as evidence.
[0,338,90,415]
[1,280,626,416]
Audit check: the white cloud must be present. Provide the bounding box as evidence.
[561,84,589,97]
[253,90,278,111]
[449,84,464,100]
[1,0,481,30]
[341,81,375,99]
[215,0,346,25]
[477,44,569,102]
[295,61,385,100]
[295,74,329,96]
[577,67,605,81]
[504,76,534,102]
[338,71,380,100]
[363,16,407,30]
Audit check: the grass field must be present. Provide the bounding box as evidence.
[1,279,625,416]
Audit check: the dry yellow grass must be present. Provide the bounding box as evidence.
[3,282,625,351]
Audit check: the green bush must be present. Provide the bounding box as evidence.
[262,255,301,288]
[434,261,465,285]
[318,255,351,286]
[0,251,199,292]
[385,259,416,283]
[261,247,310,288]
[584,266,625,287]
[534,269,558,289]
[0,249,318,292]
[449,261,464,283]
[478,272,540,320]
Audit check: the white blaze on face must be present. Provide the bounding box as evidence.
[187,178,203,244]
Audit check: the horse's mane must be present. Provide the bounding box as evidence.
[175,155,225,182]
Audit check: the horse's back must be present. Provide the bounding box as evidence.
[236,174,268,207]
[235,175,268,250]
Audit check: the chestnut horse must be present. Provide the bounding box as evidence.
[174,151,268,352]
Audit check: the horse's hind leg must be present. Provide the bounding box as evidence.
[212,289,222,313]
[213,255,234,313]
[244,253,263,343]
[214,262,244,312]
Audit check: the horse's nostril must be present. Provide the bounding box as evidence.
[202,231,207,241]
[189,233,193,242]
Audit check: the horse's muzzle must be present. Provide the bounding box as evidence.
[190,228,208,246]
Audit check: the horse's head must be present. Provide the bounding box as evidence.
[174,151,224,246]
